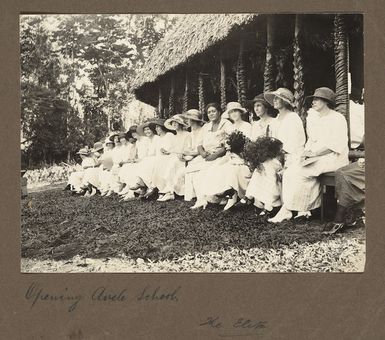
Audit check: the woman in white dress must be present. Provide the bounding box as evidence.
[67,147,92,194]
[269,87,349,223]
[242,94,282,214]
[179,109,205,201]
[187,102,234,209]
[81,142,104,197]
[198,102,251,210]
[146,115,191,201]
[126,120,162,197]
[98,139,114,196]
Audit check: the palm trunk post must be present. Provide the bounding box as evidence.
[293,14,306,124]
[220,50,227,112]
[334,14,350,148]
[236,36,247,107]
[158,86,163,118]
[169,75,175,117]
[183,70,189,112]
[198,73,205,114]
[264,16,276,92]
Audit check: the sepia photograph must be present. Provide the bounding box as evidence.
[20,13,365,273]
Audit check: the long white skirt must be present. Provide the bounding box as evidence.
[282,153,349,211]
[119,162,139,185]
[99,168,112,192]
[124,156,157,188]
[191,155,230,201]
[246,158,282,208]
[201,153,251,198]
[68,171,84,191]
[82,167,100,188]
[151,154,186,195]
[108,165,123,193]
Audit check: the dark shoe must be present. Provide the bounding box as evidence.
[63,184,71,191]
[322,222,345,235]
[138,188,147,199]
[144,187,158,199]
[216,188,236,199]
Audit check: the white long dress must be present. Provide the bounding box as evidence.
[98,149,114,192]
[81,156,100,188]
[151,130,191,195]
[199,120,252,198]
[190,119,234,201]
[183,126,204,201]
[282,109,349,211]
[126,135,160,188]
[118,143,138,184]
[67,157,96,191]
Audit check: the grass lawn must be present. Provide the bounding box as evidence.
[21,188,365,272]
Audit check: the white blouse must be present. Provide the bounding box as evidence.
[270,111,306,157]
[169,130,192,154]
[201,119,234,153]
[155,132,174,155]
[232,120,252,139]
[250,118,273,140]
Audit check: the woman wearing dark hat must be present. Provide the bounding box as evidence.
[148,114,191,201]
[269,87,349,223]
[125,120,161,197]
[245,94,277,140]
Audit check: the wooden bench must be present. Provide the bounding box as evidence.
[319,171,336,222]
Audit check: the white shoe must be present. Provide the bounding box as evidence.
[121,193,136,202]
[118,186,129,196]
[84,190,91,197]
[105,190,113,197]
[157,193,175,202]
[190,200,208,210]
[100,190,107,196]
[294,211,311,219]
[223,194,237,211]
[157,194,164,201]
[268,207,292,223]
[89,187,97,197]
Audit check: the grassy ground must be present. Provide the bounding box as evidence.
[21,188,365,272]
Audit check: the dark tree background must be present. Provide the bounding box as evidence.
[21,14,177,167]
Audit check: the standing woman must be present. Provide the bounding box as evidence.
[179,109,205,201]
[269,87,349,223]
[188,102,234,209]
[149,114,191,201]
[247,93,277,140]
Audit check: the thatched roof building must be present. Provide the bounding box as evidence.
[132,13,363,144]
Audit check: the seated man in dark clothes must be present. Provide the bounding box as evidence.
[323,142,365,234]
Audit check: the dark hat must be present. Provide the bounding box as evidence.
[126,125,138,140]
[306,87,336,106]
[76,147,90,156]
[244,94,271,110]
[108,132,120,142]
[165,114,190,130]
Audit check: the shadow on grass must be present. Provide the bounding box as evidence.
[21,189,340,261]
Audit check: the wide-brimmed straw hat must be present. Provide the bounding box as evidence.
[244,94,271,110]
[108,132,121,142]
[164,114,190,130]
[77,147,90,156]
[264,88,294,107]
[91,142,104,153]
[222,102,247,119]
[181,109,205,122]
[305,87,336,106]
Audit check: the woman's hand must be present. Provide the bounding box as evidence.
[302,150,315,158]
[357,158,365,168]
[177,154,185,162]
[205,153,217,161]
[160,148,170,155]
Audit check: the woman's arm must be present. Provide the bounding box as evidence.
[205,147,226,161]
[197,145,208,158]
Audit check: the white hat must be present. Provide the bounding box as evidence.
[222,102,247,119]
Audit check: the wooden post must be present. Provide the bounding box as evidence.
[169,75,175,117]
[158,85,163,118]
[198,73,205,113]
[334,14,350,146]
[220,49,227,111]
[183,70,189,112]
[236,36,246,106]
[264,16,276,92]
[293,14,306,123]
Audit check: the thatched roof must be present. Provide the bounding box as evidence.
[131,14,257,92]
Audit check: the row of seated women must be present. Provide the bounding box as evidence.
[66,86,350,224]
